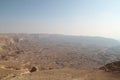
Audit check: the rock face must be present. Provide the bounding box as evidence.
[99,61,120,72]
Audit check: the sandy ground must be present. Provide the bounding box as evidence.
[0,68,120,80]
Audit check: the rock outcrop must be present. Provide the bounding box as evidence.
[30,66,38,73]
[99,61,120,72]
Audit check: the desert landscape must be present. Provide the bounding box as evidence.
[1,0,120,80]
[0,34,120,80]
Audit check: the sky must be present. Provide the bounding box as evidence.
[0,0,120,39]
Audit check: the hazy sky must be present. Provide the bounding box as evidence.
[0,0,120,39]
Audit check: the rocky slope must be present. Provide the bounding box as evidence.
[99,61,120,72]
[0,34,120,80]
[0,34,120,71]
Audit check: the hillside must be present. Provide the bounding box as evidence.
[0,34,120,70]
[0,34,120,80]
